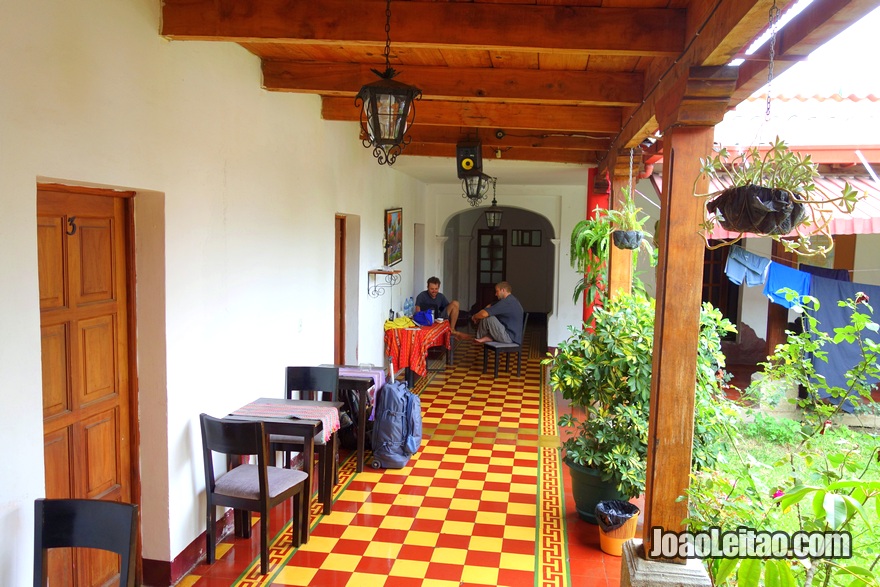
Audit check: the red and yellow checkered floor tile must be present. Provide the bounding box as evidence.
[181,325,624,586]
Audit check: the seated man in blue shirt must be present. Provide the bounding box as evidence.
[414,276,461,333]
[471,281,524,344]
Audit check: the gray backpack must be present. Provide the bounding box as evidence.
[370,381,422,469]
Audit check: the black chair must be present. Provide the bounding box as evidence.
[482,312,530,377]
[270,366,340,515]
[200,413,309,575]
[34,498,138,587]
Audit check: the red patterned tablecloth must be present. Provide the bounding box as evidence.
[231,401,340,443]
[384,320,451,377]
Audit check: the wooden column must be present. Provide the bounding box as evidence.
[643,125,716,558]
[608,174,634,299]
[642,66,739,560]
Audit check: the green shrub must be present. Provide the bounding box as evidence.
[743,412,803,445]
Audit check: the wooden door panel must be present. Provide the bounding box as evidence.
[44,429,73,499]
[75,218,115,304]
[38,217,68,310]
[38,187,134,586]
[80,546,117,587]
[42,323,72,419]
[79,315,117,405]
[81,408,121,499]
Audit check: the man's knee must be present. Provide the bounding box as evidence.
[448,300,459,311]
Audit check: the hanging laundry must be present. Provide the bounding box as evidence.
[763,262,812,308]
[799,263,851,282]
[724,245,771,286]
[807,275,880,413]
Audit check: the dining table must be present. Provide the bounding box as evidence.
[225,397,342,544]
[384,320,453,386]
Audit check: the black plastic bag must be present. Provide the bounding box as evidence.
[595,500,640,532]
[707,185,806,235]
[612,230,643,250]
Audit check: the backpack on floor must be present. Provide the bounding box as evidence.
[370,380,422,469]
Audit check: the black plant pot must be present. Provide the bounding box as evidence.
[707,185,807,235]
[612,230,643,250]
[565,459,628,524]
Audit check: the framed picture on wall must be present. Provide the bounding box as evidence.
[384,207,403,267]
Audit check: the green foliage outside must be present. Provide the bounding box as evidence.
[684,292,880,586]
[545,290,740,499]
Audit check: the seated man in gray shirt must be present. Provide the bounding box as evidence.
[414,276,461,332]
[471,281,524,344]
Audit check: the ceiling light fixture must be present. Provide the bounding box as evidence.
[462,173,493,206]
[485,180,502,229]
[355,0,421,166]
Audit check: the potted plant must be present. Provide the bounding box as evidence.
[545,290,739,522]
[606,186,653,252]
[696,136,862,256]
[569,209,614,307]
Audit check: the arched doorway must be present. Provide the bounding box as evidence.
[442,207,555,320]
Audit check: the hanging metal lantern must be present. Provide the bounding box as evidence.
[355,0,421,166]
[462,173,493,206]
[485,181,502,228]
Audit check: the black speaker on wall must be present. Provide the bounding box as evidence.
[456,141,483,178]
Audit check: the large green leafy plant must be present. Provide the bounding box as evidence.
[685,293,880,586]
[545,290,739,498]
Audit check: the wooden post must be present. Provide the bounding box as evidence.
[642,125,716,560]
[608,175,634,299]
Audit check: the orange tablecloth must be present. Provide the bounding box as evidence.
[384,321,451,377]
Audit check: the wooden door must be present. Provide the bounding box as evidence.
[476,230,506,309]
[38,186,134,586]
[702,242,739,337]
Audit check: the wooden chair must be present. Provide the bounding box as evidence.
[33,498,138,587]
[270,366,340,514]
[200,414,309,575]
[482,312,530,377]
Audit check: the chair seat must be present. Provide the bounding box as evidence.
[215,464,308,500]
[484,341,520,350]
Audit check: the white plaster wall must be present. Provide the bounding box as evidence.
[0,0,424,581]
[854,233,880,286]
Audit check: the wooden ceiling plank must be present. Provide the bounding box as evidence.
[262,62,645,106]
[599,0,769,170]
[404,126,611,151]
[731,0,880,102]
[322,97,623,134]
[402,143,596,164]
[161,0,686,56]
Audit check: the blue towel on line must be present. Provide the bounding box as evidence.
[763,262,812,308]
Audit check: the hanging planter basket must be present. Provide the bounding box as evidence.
[706,185,808,236]
[612,230,643,250]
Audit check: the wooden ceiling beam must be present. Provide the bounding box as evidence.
[731,0,880,102]
[597,0,769,172]
[400,144,597,165]
[403,126,611,151]
[262,62,644,107]
[162,0,685,56]
[322,97,622,134]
